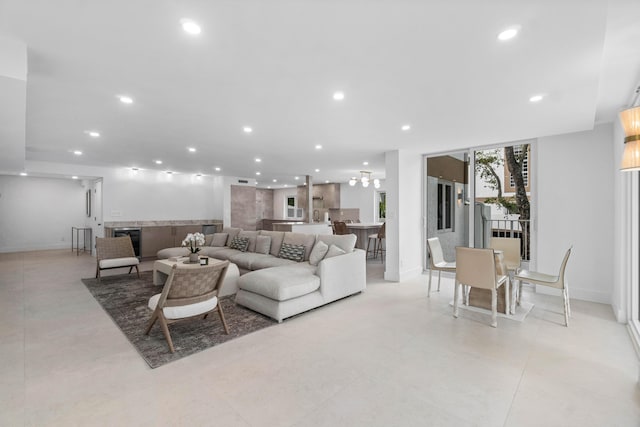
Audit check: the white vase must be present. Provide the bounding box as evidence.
[189,253,199,263]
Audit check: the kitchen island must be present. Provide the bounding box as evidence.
[272,222,333,235]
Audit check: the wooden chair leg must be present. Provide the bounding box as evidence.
[157,314,175,353]
[144,310,159,335]
[96,266,101,283]
[217,304,230,334]
[128,266,133,274]
[135,265,140,278]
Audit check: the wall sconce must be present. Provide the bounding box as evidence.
[620,105,640,172]
[457,188,463,206]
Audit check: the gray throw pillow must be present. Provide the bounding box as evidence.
[204,234,214,246]
[211,233,229,247]
[309,240,329,266]
[278,242,305,262]
[228,236,250,252]
[324,244,346,259]
[255,235,272,254]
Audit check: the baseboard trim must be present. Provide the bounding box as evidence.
[0,243,72,253]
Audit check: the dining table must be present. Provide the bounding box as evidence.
[345,223,383,250]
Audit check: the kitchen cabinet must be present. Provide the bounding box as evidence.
[141,226,174,258]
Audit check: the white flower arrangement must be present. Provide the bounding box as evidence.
[182,232,205,253]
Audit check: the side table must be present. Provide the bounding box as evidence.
[71,226,92,256]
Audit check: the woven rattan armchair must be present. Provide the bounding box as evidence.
[144,261,230,353]
[95,236,140,282]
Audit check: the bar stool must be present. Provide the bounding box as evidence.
[366,223,385,261]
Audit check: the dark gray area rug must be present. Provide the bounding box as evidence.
[82,271,276,368]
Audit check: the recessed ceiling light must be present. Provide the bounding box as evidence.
[155,160,163,165]
[196,173,202,177]
[363,161,369,166]
[188,147,196,153]
[166,171,173,174]
[72,176,78,179]
[118,95,133,104]
[256,172,261,175]
[267,186,272,189]
[243,126,253,133]
[401,124,411,131]
[284,184,288,187]
[333,92,345,101]
[273,179,277,182]
[325,180,330,183]
[315,144,322,150]
[529,94,544,102]
[214,167,221,171]
[85,130,100,138]
[181,19,201,35]
[19,172,27,176]
[498,26,520,41]
[255,158,262,162]
[294,176,299,180]
[73,150,82,156]
[315,169,320,173]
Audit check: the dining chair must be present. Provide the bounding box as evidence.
[144,260,230,353]
[454,247,508,328]
[426,237,456,297]
[490,237,520,311]
[514,246,572,326]
[366,222,385,262]
[333,221,349,235]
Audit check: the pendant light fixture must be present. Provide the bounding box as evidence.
[620,105,640,172]
[348,171,381,188]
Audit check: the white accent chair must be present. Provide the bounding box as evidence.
[426,237,456,296]
[454,247,508,328]
[489,237,521,313]
[95,236,140,282]
[145,260,230,353]
[515,247,572,326]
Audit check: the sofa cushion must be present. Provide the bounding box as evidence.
[208,248,242,261]
[199,246,229,257]
[255,235,272,255]
[309,240,329,266]
[238,230,259,252]
[316,234,357,253]
[250,256,297,270]
[278,242,305,262]
[211,233,229,247]
[149,293,218,320]
[227,252,271,270]
[259,230,285,257]
[324,244,346,259]
[157,247,190,259]
[238,266,320,301]
[204,234,215,246]
[229,236,250,252]
[282,232,316,260]
[222,227,242,241]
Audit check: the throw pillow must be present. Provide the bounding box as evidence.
[211,233,229,247]
[324,244,346,259]
[278,242,305,262]
[255,235,272,255]
[228,236,250,252]
[309,240,329,266]
[204,234,214,246]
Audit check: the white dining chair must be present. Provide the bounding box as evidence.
[426,237,456,297]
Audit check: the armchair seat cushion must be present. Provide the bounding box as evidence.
[238,266,320,301]
[148,293,219,320]
[99,257,140,269]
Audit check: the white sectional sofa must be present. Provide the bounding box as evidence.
[157,228,366,322]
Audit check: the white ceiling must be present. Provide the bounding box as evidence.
[0,0,639,187]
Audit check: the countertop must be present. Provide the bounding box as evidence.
[104,219,222,228]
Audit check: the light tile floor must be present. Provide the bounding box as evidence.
[1,250,639,426]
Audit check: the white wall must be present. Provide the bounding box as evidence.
[339,180,386,223]
[26,161,217,223]
[385,149,423,281]
[0,175,87,252]
[536,123,614,303]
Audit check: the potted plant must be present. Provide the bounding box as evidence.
[182,232,205,263]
